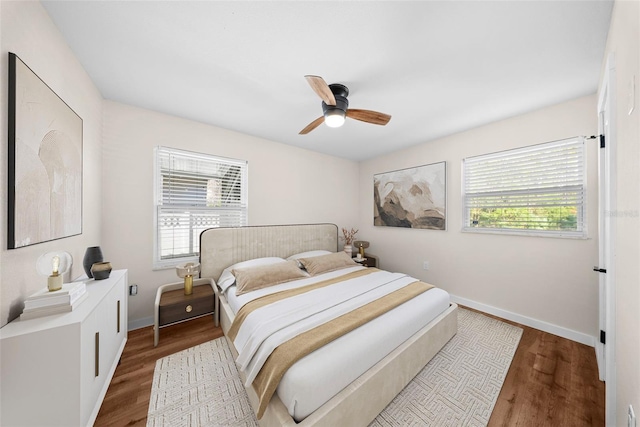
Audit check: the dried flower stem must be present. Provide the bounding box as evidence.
[341,227,358,245]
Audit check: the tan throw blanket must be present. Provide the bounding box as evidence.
[249,280,434,419]
[228,268,377,342]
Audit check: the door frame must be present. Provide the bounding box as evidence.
[597,51,617,427]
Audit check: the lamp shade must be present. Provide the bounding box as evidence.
[36,251,72,277]
[353,241,370,250]
[176,262,200,278]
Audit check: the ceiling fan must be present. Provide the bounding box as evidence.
[299,75,391,135]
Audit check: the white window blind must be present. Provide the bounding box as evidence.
[154,147,248,267]
[462,137,586,237]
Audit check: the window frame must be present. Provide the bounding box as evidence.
[461,137,587,239]
[153,146,248,269]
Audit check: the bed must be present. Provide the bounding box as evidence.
[199,223,457,426]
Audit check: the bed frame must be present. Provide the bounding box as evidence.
[200,224,458,427]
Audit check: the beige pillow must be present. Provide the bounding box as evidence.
[233,260,308,295]
[299,251,358,276]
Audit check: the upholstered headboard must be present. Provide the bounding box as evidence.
[199,223,338,282]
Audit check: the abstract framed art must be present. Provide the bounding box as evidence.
[8,53,83,249]
[374,161,446,230]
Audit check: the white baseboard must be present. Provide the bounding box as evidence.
[128,316,154,331]
[449,294,595,347]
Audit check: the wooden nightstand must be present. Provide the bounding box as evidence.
[354,253,378,268]
[154,278,218,347]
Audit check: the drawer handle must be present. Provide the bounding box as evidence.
[117,300,121,333]
[186,305,193,313]
[95,332,100,377]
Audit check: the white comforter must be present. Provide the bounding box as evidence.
[233,268,420,386]
[225,266,450,421]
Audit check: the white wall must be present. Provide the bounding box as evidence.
[359,95,599,344]
[599,0,640,422]
[102,101,359,328]
[0,1,103,327]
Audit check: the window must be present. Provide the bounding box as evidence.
[462,137,586,238]
[154,147,248,268]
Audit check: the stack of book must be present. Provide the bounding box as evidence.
[20,282,88,321]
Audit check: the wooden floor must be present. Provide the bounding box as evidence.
[95,317,223,426]
[478,307,605,427]
[95,308,604,426]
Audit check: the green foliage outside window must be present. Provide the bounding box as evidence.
[470,206,577,231]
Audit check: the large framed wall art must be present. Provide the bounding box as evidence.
[374,161,446,230]
[8,53,83,249]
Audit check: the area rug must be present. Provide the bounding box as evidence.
[146,308,522,427]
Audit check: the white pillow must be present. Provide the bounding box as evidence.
[287,250,332,268]
[218,257,286,293]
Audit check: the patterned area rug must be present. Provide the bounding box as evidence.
[147,308,522,427]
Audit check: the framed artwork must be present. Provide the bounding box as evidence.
[8,53,83,249]
[374,161,446,230]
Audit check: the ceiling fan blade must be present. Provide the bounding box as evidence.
[346,109,391,126]
[304,75,336,106]
[299,116,325,135]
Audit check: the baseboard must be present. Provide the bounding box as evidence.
[128,316,154,331]
[449,294,595,347]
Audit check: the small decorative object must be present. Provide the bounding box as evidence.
[176,262,200,295]
[48,256,63,291]
[83,246,103,278]
[354,241,370,259]
[91,262,112,280]
[36,251,72,291]
[341,227,358,255]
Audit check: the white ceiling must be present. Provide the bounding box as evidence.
[42,1,613,162]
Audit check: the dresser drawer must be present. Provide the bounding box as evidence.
[158,286,214,326]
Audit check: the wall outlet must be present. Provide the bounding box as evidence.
[129,284,138,296]
[629,405,636,427]
[423,261,430,270]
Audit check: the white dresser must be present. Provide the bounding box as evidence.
[0,269,128,427]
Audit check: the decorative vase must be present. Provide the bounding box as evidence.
[91,262,112,280]
[343,244,353,256]
[83,246,103,278]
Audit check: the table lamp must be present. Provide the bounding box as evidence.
[176,262,200,295]
[353,241,370,259]
[36,251,72,291]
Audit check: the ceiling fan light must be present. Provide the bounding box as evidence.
[325,110,346,128]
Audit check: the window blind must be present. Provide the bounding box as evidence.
[154,147,248,266]
[462,137,586,237]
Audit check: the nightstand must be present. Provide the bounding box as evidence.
[354,253,378,268]
[154,278,218,347]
